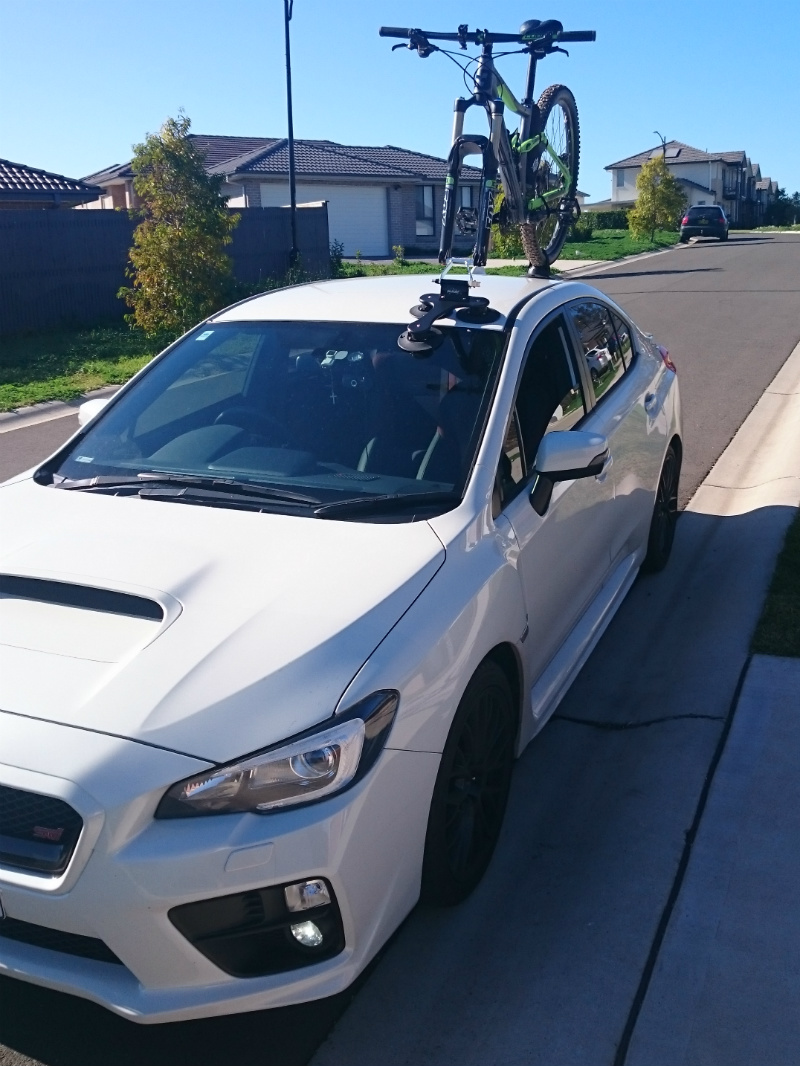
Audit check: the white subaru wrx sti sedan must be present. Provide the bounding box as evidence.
[0,273,680,1022]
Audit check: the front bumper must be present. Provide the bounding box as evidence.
[0,714,439,1022]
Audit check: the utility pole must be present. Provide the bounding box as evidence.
[284,0,298,266]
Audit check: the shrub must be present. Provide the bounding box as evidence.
[565,214,595,242]
[591,209,631,230]
[118,112,239,337]
[329,239,345,277]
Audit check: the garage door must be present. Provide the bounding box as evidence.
[259,183,389,257]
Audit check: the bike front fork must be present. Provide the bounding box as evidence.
[438,134,499,268]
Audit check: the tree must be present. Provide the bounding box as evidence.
[118,112,239,336]
[628,156,687,241]
[765,187,798,227]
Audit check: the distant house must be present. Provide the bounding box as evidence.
[81,135,483,257]
[585,140,778,226]
[0,158,100,209]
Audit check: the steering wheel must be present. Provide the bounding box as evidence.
[213,406,290,446]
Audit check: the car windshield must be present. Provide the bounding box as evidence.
[45,321,507,518]
[687,207,722,218]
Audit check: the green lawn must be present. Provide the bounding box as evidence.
[555,228,680,260]
[751,510,800,657]
[0,326,161,412]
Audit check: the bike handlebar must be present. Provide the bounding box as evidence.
[378,26,595,45]
[558,31,596,42]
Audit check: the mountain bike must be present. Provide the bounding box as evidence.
[379,20,595,278]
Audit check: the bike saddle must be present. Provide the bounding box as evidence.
[519,18,563,37]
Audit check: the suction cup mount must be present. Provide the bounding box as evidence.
[398,276,499,355]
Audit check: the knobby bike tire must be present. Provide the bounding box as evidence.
[521,84,580,268]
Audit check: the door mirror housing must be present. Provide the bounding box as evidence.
[77,397,110,427]
[529,431,610,515]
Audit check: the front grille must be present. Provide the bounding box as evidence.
[0,916,122,965]
[0,785,83,876]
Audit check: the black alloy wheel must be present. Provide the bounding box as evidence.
[421,660,516,906]
[643,444,681,572]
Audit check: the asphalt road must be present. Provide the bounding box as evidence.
[1,233,799,1066]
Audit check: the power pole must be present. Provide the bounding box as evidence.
[284,0,298,266]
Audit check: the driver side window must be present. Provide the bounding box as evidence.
[496,315,586,510]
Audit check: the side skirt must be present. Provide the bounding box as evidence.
[524,551,641,747]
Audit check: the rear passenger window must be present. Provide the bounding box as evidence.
[609,311,634,369]
[566,300,627,403]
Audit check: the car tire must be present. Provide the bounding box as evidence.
[679,236,689,244]
[420,660,516,906]
[642,444,681,572]
[590,368,599,382]
[720,232,728,241]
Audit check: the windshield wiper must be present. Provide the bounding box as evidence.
[314,491,461,517]
[54,473,321,506]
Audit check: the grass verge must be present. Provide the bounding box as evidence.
[751,510,800,657]
[0,326,161,412]
[556,228,680,260]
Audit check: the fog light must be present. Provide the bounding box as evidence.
[290,920,324,948]
[284,878,331,913]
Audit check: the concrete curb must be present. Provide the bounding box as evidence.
[0,385,119,435]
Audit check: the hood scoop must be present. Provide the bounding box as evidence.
[0,575,174,664]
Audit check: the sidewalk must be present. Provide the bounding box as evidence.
[626,655,800,1066]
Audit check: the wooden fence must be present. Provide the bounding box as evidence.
[0,205,329,337]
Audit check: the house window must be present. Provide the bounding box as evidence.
[416,185,435,236]
[460,186,473,208]
[616,169,625,188]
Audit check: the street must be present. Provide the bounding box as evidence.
[1,233,799,1066]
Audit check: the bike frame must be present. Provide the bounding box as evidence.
[439,41,573,269]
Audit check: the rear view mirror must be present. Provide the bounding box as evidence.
[77,397,110,427]
[530,430,609,515]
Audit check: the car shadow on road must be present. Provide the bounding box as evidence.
[593,266,724,279]
[0,973,355,1066]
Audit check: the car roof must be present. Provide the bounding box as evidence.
[212,273,557,329]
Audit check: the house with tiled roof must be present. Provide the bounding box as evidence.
[586,140,779,226]
[0,158,101,209]
[82,135,483,256]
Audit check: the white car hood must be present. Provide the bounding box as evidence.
[0,479,445,761]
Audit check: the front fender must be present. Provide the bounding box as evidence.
[336,511,528,756]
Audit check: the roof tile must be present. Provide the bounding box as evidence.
[0,158,101,200]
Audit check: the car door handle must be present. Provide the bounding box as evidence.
[644,392,658,412]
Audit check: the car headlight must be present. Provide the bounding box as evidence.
[156,691,398,818]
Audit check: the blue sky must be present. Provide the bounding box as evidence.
[2,0,798,200]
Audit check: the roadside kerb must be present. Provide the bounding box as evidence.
[0,385,119,435]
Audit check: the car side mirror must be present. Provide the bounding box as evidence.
[77,397,110,427]
[529,430,610,516]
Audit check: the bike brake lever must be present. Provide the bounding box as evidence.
[391,42,406,51]
[549,45,570,56]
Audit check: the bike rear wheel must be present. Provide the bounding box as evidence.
[521,84,580,270]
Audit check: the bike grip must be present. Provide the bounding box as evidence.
[379,26,412,38]
[558,30,596,42]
